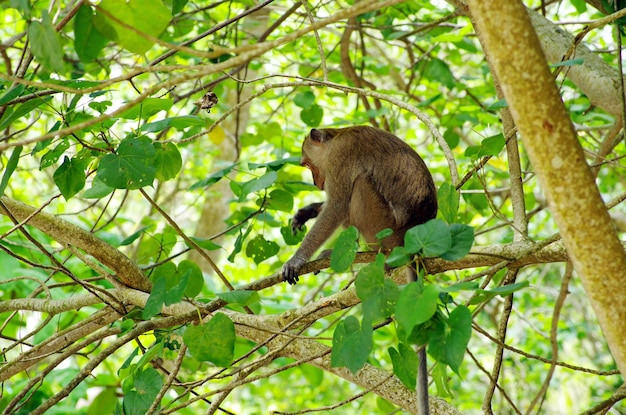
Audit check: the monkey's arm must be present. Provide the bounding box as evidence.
[291,202,324,233]
[282,202,345,285]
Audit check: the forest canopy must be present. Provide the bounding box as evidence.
[0,1,625,414]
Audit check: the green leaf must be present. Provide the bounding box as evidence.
[428,305,472,373]
[570,0,586,12]
[266,189,293,212]
[136,228,177,264]
[294,90,315,109]
[486,99,508,111]
[119,98,174,120]
[549,58,584,68]
[385,245,410,268]
[480,133,506,157]
[280,224,304,246]
[300,104,323,127]
[190,163,238,190]
[142,275,166,319]
[442,281,479,293]
[0,146,22,197]
[188,236,222,251]
[432,362,454,399]
[0,84,25,105]
[331,316,372,374]
[178,260,203,298]
[437,182,459,224]
[238,171,278,201]
[484,281,530,295]
[123,367,162,415]
[87,388,117,415]
[172,0,188,14]
[216,290,260,306]
[120,225,152,246]
[248,156,301,171]
[0,96,52,130]
[154,142,182,181]
[330,226,359,273]
[441,224,474,261]
[467,134,506,159]
[53,156,87,200]
[94,0,171,54]
[389,343,418,390]
[145,261,199,307]
[140,115,207,132]
[40,139,70,169]
[97,136,156,189]
[469,280,530,305]
[183,314,235,366]
[300,364,324,388]
[396,283,439,342]
[424,58,455,89]
[228,225,252,262]
[83,177,114,199]
[245,234,279,264]
[164,270,190,306]
[404,219,451,257]
[74,4,107,62]
[28,12,64,73]
[355,254,399,322]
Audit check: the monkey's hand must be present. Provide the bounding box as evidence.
[291,202,324,234]
[282,256,306,285]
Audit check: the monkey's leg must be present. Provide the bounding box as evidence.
[348,175,397,245]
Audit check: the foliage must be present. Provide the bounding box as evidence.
[0,1,625,414]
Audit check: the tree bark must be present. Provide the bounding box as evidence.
[466,0,626,376]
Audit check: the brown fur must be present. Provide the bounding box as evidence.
[282,126,437,284]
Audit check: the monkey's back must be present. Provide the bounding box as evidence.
[324,126,437,240]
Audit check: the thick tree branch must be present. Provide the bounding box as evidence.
[467,0,626,377]
[0,196,151,291]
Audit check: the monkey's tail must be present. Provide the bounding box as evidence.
[408,265,430,415]
[417,347,429,415]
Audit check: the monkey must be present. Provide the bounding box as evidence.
[282,125,437,282]
[282,125,437,415]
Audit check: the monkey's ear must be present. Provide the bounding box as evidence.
[309,128,338,143]
[309,128,325,143]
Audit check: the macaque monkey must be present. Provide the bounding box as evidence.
[281,125,437,415]
[282,125,437,283]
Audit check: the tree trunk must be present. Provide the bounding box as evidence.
[467,0,626,377]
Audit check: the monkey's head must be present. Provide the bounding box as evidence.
[301,128,339,191]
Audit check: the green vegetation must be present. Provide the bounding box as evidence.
[0,1,624,414]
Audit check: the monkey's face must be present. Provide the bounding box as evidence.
[301,130,328,190]
[301,150,325,190]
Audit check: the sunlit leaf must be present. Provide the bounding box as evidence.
[216,290,260,306]
[437,182,459,224]
[331,316,372,373]
[53,156,86,200]
[154,142,182,181]
[330,226,359,272]
[356,254,399,322]
[404,219,451,257]
[396,283,439,342]
[28,12,64,73]
[94,0,171,54]
[183,314,235,366]
[97,136,156,189]
[428,305,472,374]
[389,343,418,390]
[74,5,107,62]
[245,234,279,264]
